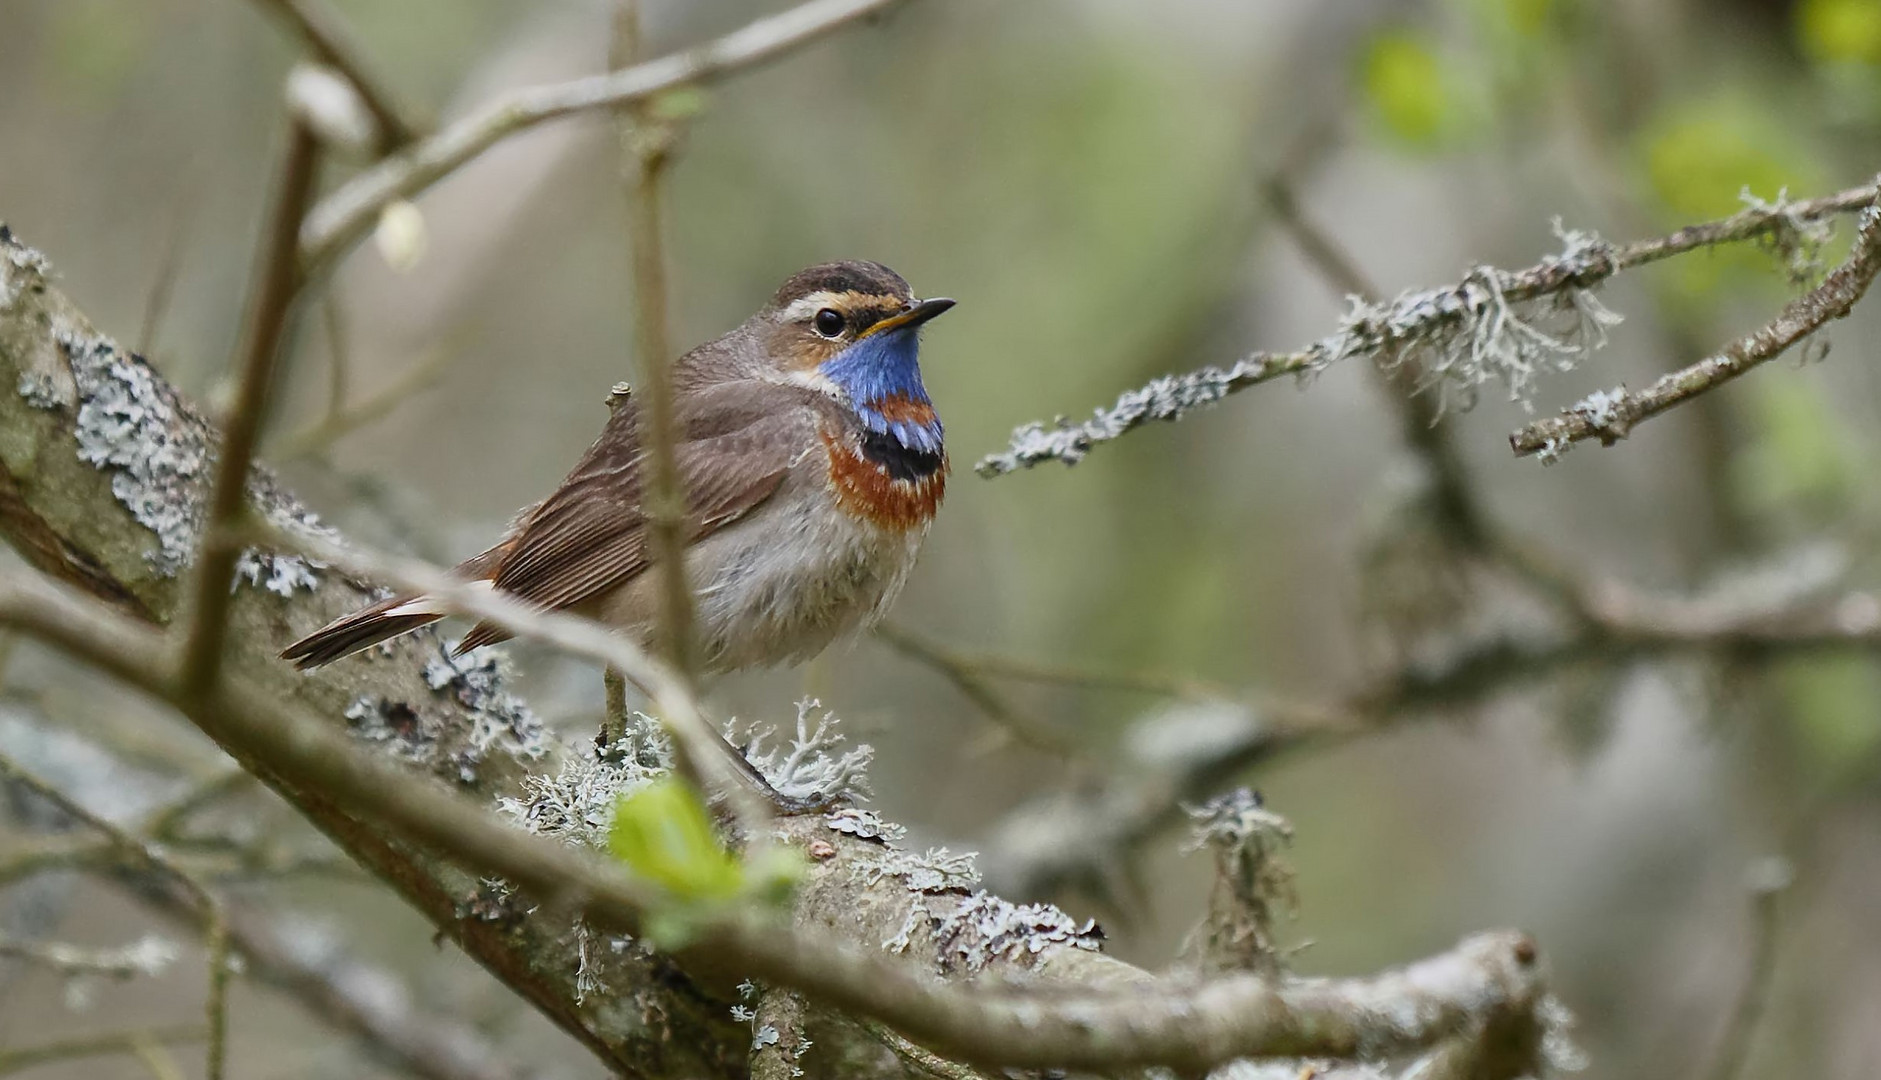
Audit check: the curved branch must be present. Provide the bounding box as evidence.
[0,227,1559,1076]
[298,0,913,270]
[1509,198,1881,459]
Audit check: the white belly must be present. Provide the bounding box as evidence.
[593,482,926,672]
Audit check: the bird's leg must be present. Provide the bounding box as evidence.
[597,666,632,759]
[594,671,845,815]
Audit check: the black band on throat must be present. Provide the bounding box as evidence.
[859,428,943,481]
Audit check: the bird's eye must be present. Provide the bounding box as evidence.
[813,308,846,338]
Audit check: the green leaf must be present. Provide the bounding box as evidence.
[603,780,808,950]
[1799,0,1881,65]
[1361,31,1453,149]
[607,779,745,901]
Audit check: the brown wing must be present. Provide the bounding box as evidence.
[456,382,803,651]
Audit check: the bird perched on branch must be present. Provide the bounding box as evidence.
[282,261,952,680]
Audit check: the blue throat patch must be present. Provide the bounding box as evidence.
[818,326,943,454]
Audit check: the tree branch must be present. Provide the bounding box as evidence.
[180,114,321,697]
[298,0,915,270]
[1509,197,1881,459]
[976,178,1881,476]
[246,0,422,153]
[0,226,1558,1075]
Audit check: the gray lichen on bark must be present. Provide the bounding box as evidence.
[0,224,1166,1079]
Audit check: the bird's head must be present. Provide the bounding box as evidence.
[758,261,953,454]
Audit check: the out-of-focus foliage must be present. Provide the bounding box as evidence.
[43,0,148,100]
[1360,30,1455,149]
[1775,655,1881,781]
[1638,97,1824,297]
[1798,0,1881,64]
[1642,101,1816,223]
[1735,377,1867,527]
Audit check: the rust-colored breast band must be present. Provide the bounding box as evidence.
[820,428,946,532]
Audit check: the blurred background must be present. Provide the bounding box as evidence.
[4,0,1881,1075]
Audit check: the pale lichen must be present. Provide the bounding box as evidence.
[343,638,548,782]
[824,806,904,843]
[1183,789,1295,974]
[495,740,661,847]
[1740,186,1836,285]
[17,321,331,593]
[929,891,1103,974]
[853,827,1104,973]
[977,223,1624,475]
[0,224,53,310]
[424,639,550,765]
[734,699,872,806]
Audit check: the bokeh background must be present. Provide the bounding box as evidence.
[4,0,1881,1076]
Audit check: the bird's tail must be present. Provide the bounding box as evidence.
[280,593,446,670]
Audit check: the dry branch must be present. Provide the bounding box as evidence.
[299,0,915,270]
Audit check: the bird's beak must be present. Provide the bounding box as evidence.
[857,296,956,340]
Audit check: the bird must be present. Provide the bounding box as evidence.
[281,261,952,682]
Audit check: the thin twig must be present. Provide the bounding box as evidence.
[1264,175,1486,547]
[137,187,197,360]
[614,0,698,684]
[179,117,322,698]
[873,623,1082,757]
[0,1026,206,1076]
[245,0,421,152]
[1701,859,1792,1080]
[987,575,1881,899]
[978,178,1881,476]
[0,933,176,980]
[130,1036,190,1080]
[207,907,528,1080]
[0,753,232,1080]
[269,339,456,459]
[145,769,255,841]
[299,0,916,269]
[877,623,1229,700]
[1510,195,1881,459]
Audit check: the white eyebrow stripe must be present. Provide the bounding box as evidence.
[781,293,849,321]
[780,291,905,322]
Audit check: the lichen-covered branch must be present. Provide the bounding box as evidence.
[0,228,1566,1076]
[1509,196,1881,460]
[976,178,1881,477]
[299,0,915,270]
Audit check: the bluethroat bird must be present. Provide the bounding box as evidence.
[283,261,952,687]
